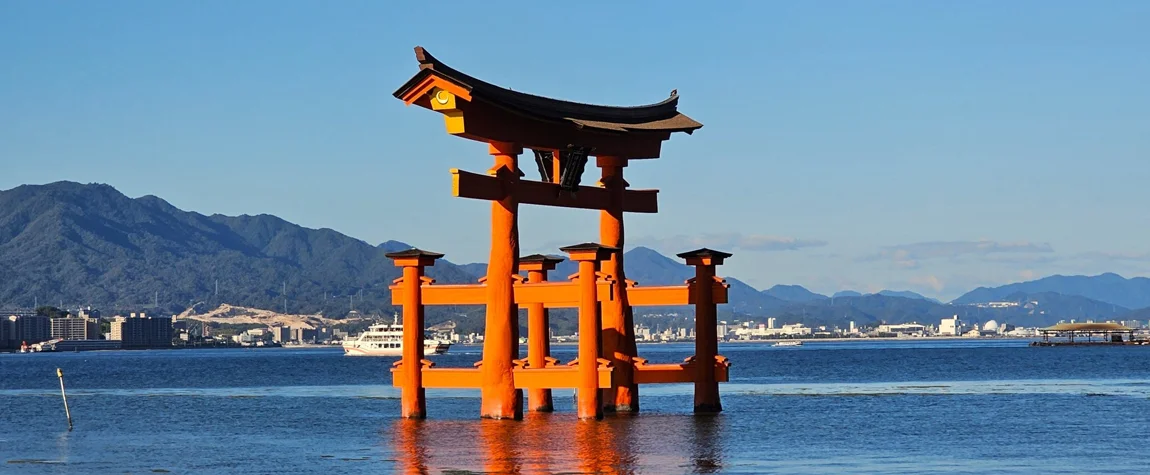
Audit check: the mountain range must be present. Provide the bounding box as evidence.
[2,182,1148,332]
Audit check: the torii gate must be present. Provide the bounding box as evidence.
[389,47,732,420]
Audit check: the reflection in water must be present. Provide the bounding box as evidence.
[690,416,723,473]
[55,429,72,466]
[389,412,718,474]
[393,419,428,475]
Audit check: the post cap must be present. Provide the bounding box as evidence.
[676,248,732,259]
[677,248,732,265]
[385,248,444,267]
[519,254,566,265]
[384,248,445,260]
[560,242,620,262]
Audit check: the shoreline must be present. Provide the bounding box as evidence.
[460,335,1035,348]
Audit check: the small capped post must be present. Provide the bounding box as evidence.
[520,254,566,412]
[560,242,619,420]
[677,248,732,414]
[386,248,445,419]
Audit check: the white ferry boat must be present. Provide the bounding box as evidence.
[342,316,451,357]
[772,340,803,347]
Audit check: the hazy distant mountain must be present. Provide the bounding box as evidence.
[876,290,940,303]
[456,263,488,280]
[1,181,1140,332]
[832,290,863,298]
[1118,306,1150,322]
[0,182,475,317]
[952,273,1150,309]
[763,284,828,302]
[378,240,415,253]
[768,291,1125,329]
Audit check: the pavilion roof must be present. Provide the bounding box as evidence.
[393,47,703,136]
[1041,322,1133,332]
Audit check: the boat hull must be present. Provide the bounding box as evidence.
[342,341,451,357]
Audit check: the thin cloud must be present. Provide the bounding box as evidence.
[1074,251,1150,262]
[634,233,827,253]
[908,275,944,292]
[863,240,1054,264]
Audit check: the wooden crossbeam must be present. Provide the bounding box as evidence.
[390,281,728,307]
[389,281,615,307]
[633,362,730,384]
[627,282,729,306]
[390,360,727,388]
[452,168,658,213]
[390,366,612,389]
[633,356,731,384]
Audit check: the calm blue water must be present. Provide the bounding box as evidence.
[3,340,1150,474]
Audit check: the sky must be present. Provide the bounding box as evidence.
[2,1,1148,301]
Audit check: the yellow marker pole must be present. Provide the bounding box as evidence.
[57,368,73,431]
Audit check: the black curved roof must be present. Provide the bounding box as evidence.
[394,47,702,135]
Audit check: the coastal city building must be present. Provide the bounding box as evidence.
[732,322,812,339]
[110,313,173,348]
[292,327,317,343]
[50,316,101,340]
[939,316,963,336]
[3,315,51,349]
[875,323,928,337]
[270,326,291,343]
[969,301,1022,308]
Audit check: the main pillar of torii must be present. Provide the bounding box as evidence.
[393,46,702,418]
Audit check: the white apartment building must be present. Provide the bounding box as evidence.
[876,323,928,336]
[939,316,963,336]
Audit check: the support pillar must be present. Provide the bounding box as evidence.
[385,248,444,419]
[562,242,618,420]
[597,156,639,413]
[520,254,563,412]
[678,248,732,414]
[480,141,523,419]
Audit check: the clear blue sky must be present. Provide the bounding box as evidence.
[2,1,1148,300]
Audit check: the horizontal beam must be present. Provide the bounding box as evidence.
[514,367,612,389]
[390,281,615,307]
[390,366,611,389]
[633,362,730,384]
[452,168,658,213]
[626,282,729,306]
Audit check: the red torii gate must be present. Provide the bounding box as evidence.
[388,46,732,420]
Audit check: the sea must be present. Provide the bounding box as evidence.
[3,339,1150,474]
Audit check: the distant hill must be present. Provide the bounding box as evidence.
[952,273,1150,309]
[1118,306,1150,322]
[876,290,940,303]
[0,182,476,318]
[832,290,863,298]
[2,181,1143,333]
[768,291,1126,329]
[763,285,828,302]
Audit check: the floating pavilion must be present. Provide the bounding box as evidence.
[1033,322,1137,346]
[385,47,731,420]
